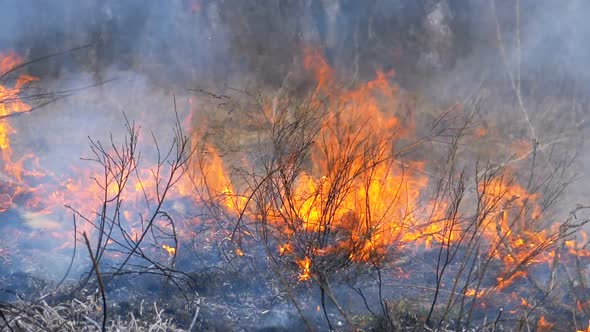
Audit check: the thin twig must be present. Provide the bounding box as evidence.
[82,232,107,332]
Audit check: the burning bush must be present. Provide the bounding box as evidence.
[183,49,590,330]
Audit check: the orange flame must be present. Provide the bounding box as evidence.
[162,244,176,256]
[297,256,312,281]
[465,288,484,298]
[0,52,37,182]
[192,47,563,287]
[577,320,590,332]
[536,316,554,332]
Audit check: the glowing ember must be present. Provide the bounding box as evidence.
[162,244,176,256]
[278,243,293,256]
[297,256,311,281]
[536,316,554,332]
[577,321,590,332]
[475,126,487,137]
[465,288,484,298]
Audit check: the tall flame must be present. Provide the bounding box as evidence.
[191,47,570,292]
[0,53,37,182]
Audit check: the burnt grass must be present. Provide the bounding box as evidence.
[2,232,588,331]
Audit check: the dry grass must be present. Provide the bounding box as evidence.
[1,296,186,331]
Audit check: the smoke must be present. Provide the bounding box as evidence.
[0,0,590,84]
[0,1,229,85]
[2,0,589,93]
[2,0,590,277]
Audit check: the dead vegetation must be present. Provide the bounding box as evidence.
[1,295,184,332]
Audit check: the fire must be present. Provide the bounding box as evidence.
[465,288,484,298]
[162,244,176,256]
[0,52,37,182]
[565,231,590,257]
[520,297,531,308]
[195,145,247,212]
[0,51,192,259]
[0,54,202,256]
[272,48,434,265]
[278,243,293,256]
[475,126,487,137]
[189,46,571,291]
[2,45,589,328]
[536,316,554,332]
[577,321,590,332]
[297,256,312,281]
